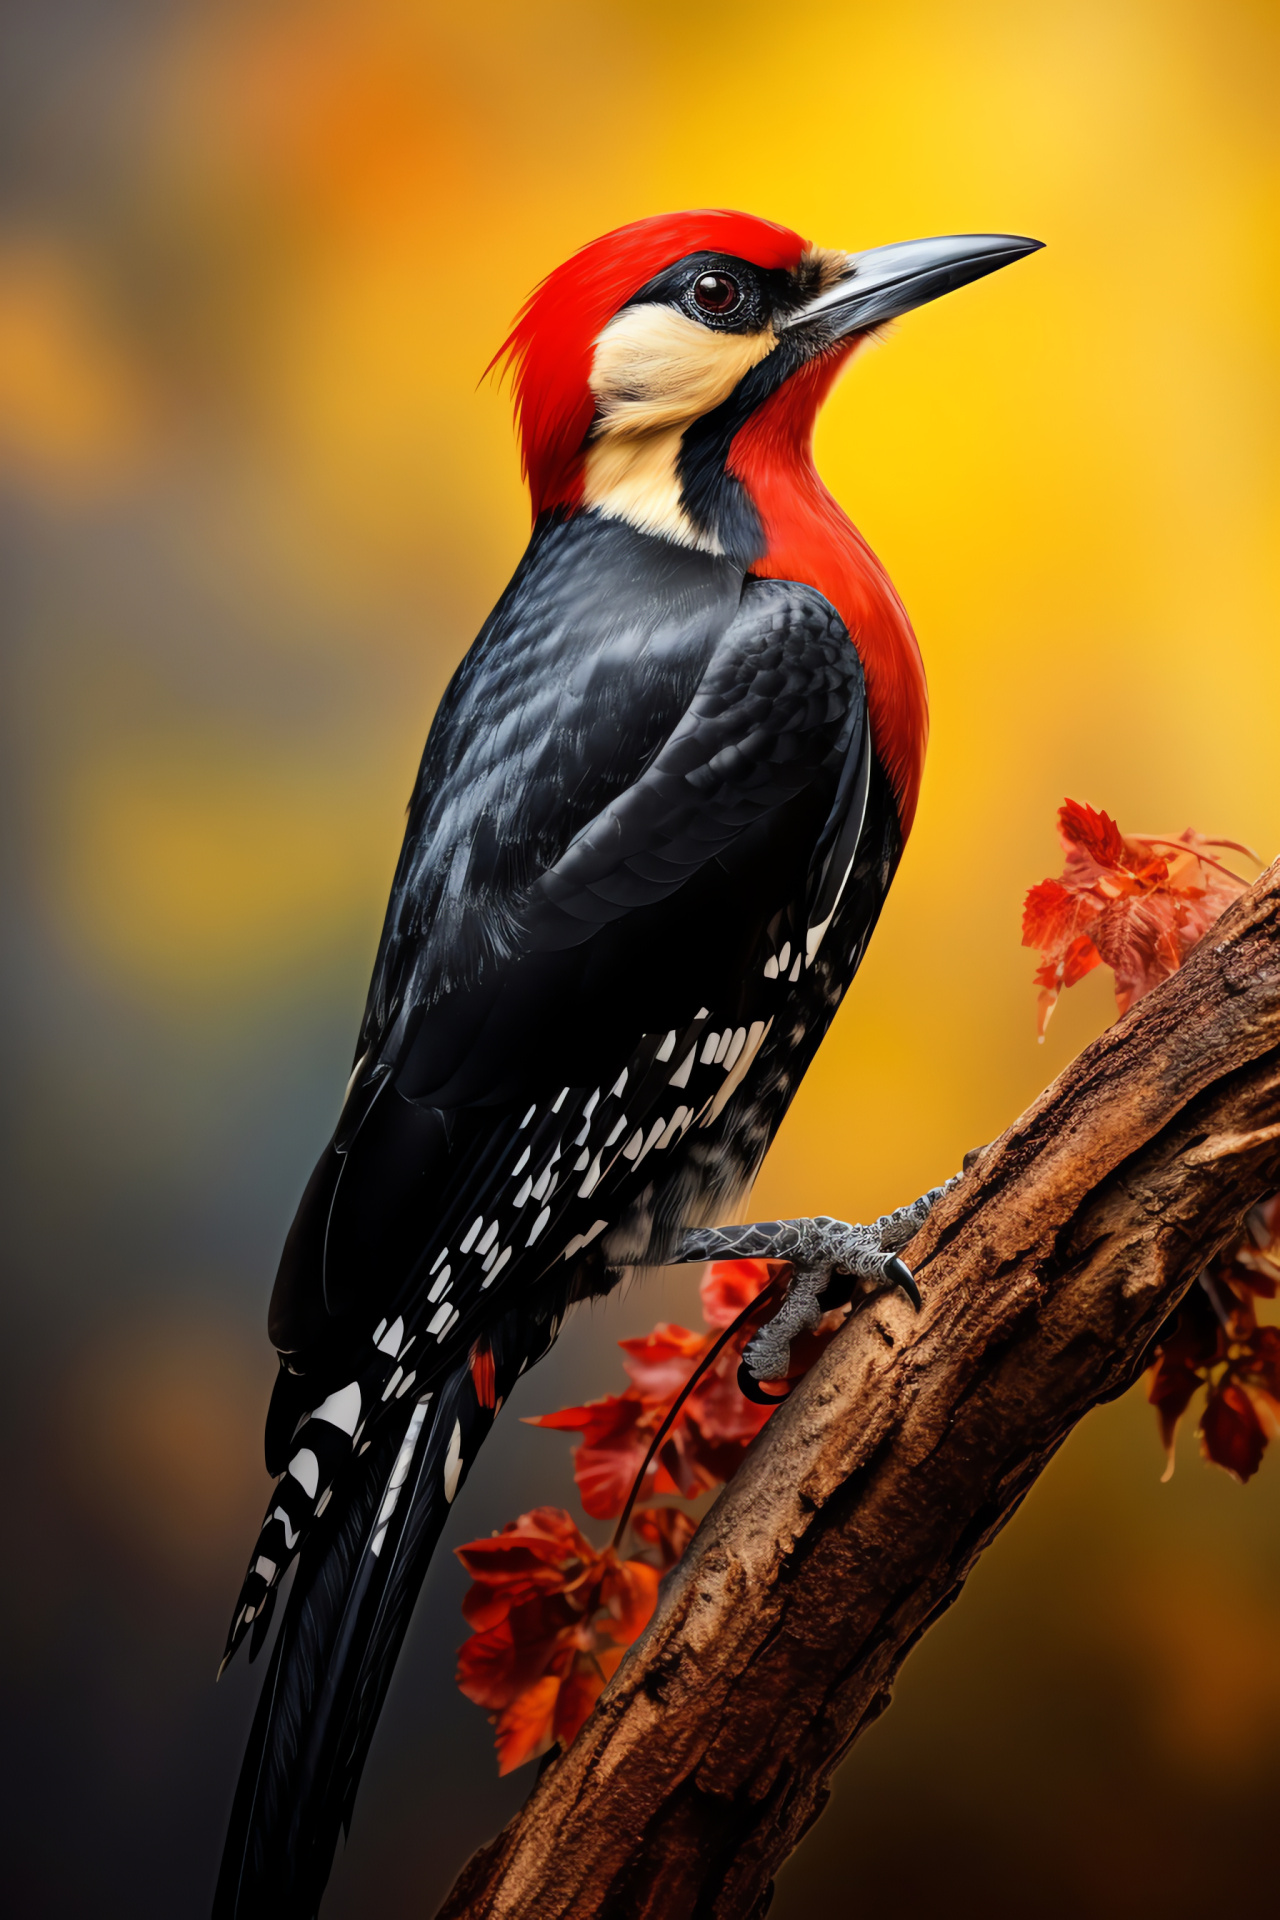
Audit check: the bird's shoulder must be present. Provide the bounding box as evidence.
[361,520,860,1062]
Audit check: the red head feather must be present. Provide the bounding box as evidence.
[492,210,807,517]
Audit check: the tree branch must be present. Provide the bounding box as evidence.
[438,863,1280,1920]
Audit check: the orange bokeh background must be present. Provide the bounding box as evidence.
[3,3,1278,1915]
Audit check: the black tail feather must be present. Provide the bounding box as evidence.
[213,1374,474,1918]
[214,1296,563,1919]
[214,1407,406,1918]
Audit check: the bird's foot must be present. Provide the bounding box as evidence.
[675,1177,961,1402]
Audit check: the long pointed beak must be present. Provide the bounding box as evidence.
[781,232,1043,338]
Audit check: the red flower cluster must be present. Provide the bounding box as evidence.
[455,1503,694,1774]
[1021,799,1254,1038]
[1147,1197,1280,1483]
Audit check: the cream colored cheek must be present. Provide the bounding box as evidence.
[588,304,777,438]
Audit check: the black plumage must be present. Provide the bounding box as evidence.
[213,508,902,1917]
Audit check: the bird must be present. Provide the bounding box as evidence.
[213,208,1041,1918]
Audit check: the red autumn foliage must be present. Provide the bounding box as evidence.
[456,1260,848,1769]
[1146,1194,1280,1483]
[454,1505,681,1775]
[1021,799,1256,1038]
[1020,799,1276,1479]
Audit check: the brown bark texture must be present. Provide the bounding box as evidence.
[437,864,1280,1920]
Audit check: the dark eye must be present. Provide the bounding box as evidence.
[692,271,742,316]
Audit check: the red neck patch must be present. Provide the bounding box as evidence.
[729,351,928,837]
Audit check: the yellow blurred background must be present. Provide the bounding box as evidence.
[3,2,1278,1915]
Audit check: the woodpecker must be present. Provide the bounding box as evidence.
[213,209,1040,1917]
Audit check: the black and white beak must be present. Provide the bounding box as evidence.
[783,233,1044,339]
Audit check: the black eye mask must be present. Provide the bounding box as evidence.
[622,251,804,335]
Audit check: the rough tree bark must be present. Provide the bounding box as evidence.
[438,863,1280,1920]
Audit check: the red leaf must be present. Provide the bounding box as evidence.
[527,1289,796,1518]
[653,1426,725,1502]
[617,1322,706,1400]
[699,1258,776,1327]
[492,1672,561,1774]
[460,1505,594,1582]
[1147,1353,1204,1477]
[455,1505,598,1627]
[599,1556,660,1644]
[1232,1249,1280,1300]
[1227,1195,1280,1298]
[455,1504,595,1581]
[525,1392,647,1444]
[630,1504,697,1571]
[685,1352,774,1447]
[1057,798,1128,869]
[1023,800,1256,1035]
[1021,877,1102,956]
[456,1592,582,1710]
[524,1392,663,1519]
[1199,1381,1267,1483]
[550,1662,605,1754]
[1246,1325,1280,1401]
[455,1502,670,1773]
[579,1438,658,1519]
[1144,1283,1226,1478]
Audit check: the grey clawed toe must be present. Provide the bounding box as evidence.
[675,1176,961,1391]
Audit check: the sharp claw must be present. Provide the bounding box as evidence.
[736,1358,794,1405]
[884,1255,921,1309]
